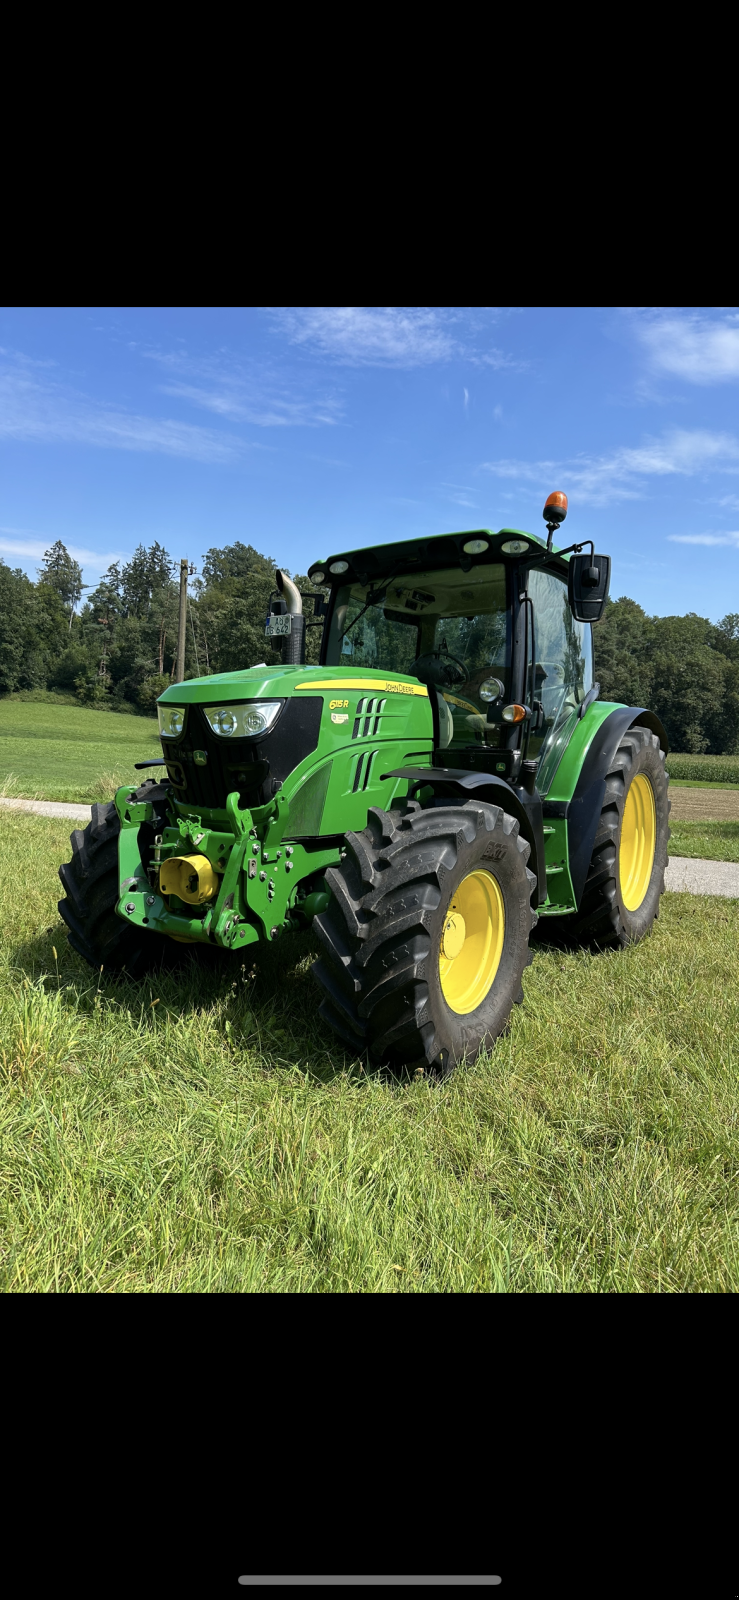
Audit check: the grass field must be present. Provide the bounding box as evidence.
[669,779,739,790]
[2,811,738,1293]
[667,821,739,863]
[0,697,159,802]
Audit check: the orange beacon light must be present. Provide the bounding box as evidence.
[543,490,568,549]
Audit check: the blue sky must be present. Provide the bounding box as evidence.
[1,305,738,619]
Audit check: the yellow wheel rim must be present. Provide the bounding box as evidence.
[439,869,505,1015]
[619,773,656,911]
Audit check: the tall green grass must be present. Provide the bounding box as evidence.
[667,753,739,783]
[2,813,739,1292]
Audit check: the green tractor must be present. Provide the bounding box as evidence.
[58,493,670,1078]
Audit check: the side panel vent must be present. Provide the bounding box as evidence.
[352,698,386,739]
[352,749,380,793]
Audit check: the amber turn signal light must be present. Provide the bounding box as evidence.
[502,704,530,723]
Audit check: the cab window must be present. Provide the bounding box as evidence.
[526,567,594,775]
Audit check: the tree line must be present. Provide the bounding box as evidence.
[1,539,738,754]
[0,539,321,716]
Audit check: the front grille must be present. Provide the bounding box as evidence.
[352,697,386,738]
[162,697,323,810]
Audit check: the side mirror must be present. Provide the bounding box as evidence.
[568,554,611,623]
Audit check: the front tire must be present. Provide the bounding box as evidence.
[312,799,537,1077]
[58,780,180,976]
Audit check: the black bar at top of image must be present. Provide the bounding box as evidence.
[236,1581,502,1588]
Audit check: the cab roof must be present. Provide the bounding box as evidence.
[307,527,567,588]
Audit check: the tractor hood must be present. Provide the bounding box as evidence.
[157,663,303,704]
[157,663,432,705]
[155,665,434,824]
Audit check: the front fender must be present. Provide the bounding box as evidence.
[380,766,547,905]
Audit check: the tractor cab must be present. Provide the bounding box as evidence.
[310,500,605,795]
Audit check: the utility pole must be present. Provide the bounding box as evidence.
[175,559,189,683]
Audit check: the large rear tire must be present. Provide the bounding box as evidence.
[58,780,181,976]
[312,799,537,1078]
[567,727,670,946]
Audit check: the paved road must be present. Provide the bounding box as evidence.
[3,797,739,897]
[1,797,94,821]
[664,856,739,897]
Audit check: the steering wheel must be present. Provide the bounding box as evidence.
[410,647,468,691]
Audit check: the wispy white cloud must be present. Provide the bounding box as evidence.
[270,307,522,370]
[635,310,739,384]
[441,482,478,509]
[275,307,455,365]
[158,380,342,428]
[0,358,247,462]
[0,529,130,571]
[481,429,739,506]
[146,348,343,428]
[668,530,739,546]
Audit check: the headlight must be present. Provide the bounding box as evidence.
[158,705,186,738]
[203,702,284,738]
[479,677,504,702]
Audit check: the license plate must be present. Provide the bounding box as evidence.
[265,615,292,637]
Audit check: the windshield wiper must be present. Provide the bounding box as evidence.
[339,573,399,640]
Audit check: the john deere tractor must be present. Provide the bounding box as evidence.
[58,493,670,1078]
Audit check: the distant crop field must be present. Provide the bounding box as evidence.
[2,811,738,1293]
[0,697,160,802]
[667,753,739,784]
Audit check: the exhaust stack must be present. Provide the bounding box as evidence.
[275,570,305,665]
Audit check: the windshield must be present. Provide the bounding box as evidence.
[325,566,511,750]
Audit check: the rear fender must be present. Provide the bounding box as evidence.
[544,707,669,910]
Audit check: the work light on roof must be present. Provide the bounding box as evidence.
[329,560,349,575]
[462,538,489,555]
